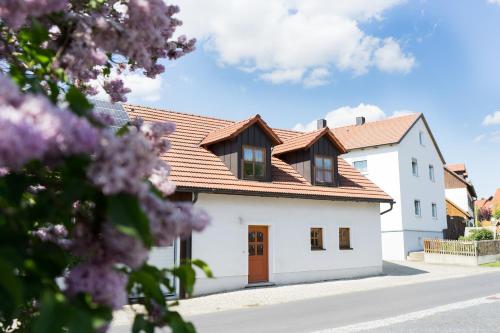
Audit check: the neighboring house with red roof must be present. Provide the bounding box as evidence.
[444,164,477,225]
[103,103,394,296]
[476,188,500,216]
[330,114,447,260]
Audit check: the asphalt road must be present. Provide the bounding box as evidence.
[187,271,500,333]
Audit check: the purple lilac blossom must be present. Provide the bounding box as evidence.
[0,75,100,169]
[33,224,71,249]
[139,190,210,247]
[102,79,131,103]
[0,0,68,29]
[65,262,128,309]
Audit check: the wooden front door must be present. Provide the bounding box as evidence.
[248,226,269,283]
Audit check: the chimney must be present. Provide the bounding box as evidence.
[317,119,327,129]
[356,116,366,126]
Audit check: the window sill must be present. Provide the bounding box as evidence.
[339,247,353,251]
[311,248,326,251]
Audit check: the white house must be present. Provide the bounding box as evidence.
[331,114,447,261]
[118,104,393,296]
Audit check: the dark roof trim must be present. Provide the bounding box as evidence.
[397,114,446,164]
[175,186,394,204]
[200,114,283,147]
[444,167,477,198]
[273,127,347,156]
[446,198,471,218]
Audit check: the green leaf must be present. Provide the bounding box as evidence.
[171,264,196,296]
[33,292,67,333]
[165,311,196,333]
[0,258,23,316]
[107,194,152,247]
[66,86,93,116]
[129,266,165,305]
[132,314,154,333]
[190,259,213,278]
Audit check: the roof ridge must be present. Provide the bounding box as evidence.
[331,112,421,131]
[123,103,237,124]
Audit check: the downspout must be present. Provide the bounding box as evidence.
[380,201,395,216]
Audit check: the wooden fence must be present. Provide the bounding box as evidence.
[423,239,477,256]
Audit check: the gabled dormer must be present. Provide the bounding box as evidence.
[273,122,346,186]
[200,115,282,181]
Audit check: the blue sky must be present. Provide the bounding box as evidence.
[124,0,500,198]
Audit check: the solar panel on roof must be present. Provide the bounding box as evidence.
[91,99,130,131]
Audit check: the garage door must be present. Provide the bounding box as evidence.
[148,244,177,296]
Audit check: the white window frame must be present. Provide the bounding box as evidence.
[353,160,368,173]
[414,200,422,217]
[419,131,425,146]
[431,203,437,219]
[412,158,419,177]
[429,164,435,182]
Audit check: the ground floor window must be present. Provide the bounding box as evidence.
[310,228,324,250]
[339,228,351,250]
[431,203,437,219]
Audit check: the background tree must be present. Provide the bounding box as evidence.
[478,206,492,222]
[0,1,210,332]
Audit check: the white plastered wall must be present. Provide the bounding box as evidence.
[191,193,383,295]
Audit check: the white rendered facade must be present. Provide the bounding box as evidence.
[342,118,447,260]
[445,187,474,219]
[191,193,383,296]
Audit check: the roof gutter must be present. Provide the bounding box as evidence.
[380,201,395,216]
[176,187,393,204]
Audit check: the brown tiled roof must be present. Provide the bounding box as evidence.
[200,114,282,147]
[447,163,466,173]
[272,127,347,156]
[123,104,392,203]
[330,113,445,163]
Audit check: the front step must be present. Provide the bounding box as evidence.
[406,251,424,262]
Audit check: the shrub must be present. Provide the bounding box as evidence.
[493,207,500,220]
[466,228,494,241]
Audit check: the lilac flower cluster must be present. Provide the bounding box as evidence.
[102,79,132,103]
[65,262,128,309]
[0,75,99,170]
[0,0,68,29]
[33,224,71,249]
[70,117,208,310]
[140,192,210,247]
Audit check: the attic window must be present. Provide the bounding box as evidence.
[242,145,265,179]
[314,155,333,185]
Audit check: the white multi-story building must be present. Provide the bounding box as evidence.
[332,114,447,261]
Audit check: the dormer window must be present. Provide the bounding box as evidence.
[314,155,333,185]
[243,145,266,180]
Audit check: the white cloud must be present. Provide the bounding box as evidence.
[303,68,331,88]
[488,0,500,5]
[474,131,500,143]
[391,109,414,117]
[374,38,415,73]
[482,111,500,126]
[176,0,415,86]
[293,103,388,131]
[93,72,164,103]
[260,68,305,84]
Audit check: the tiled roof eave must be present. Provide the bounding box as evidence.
[175,185,394,203]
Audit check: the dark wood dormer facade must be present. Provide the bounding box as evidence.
[200,115,282,181]
[273,128,346,187]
